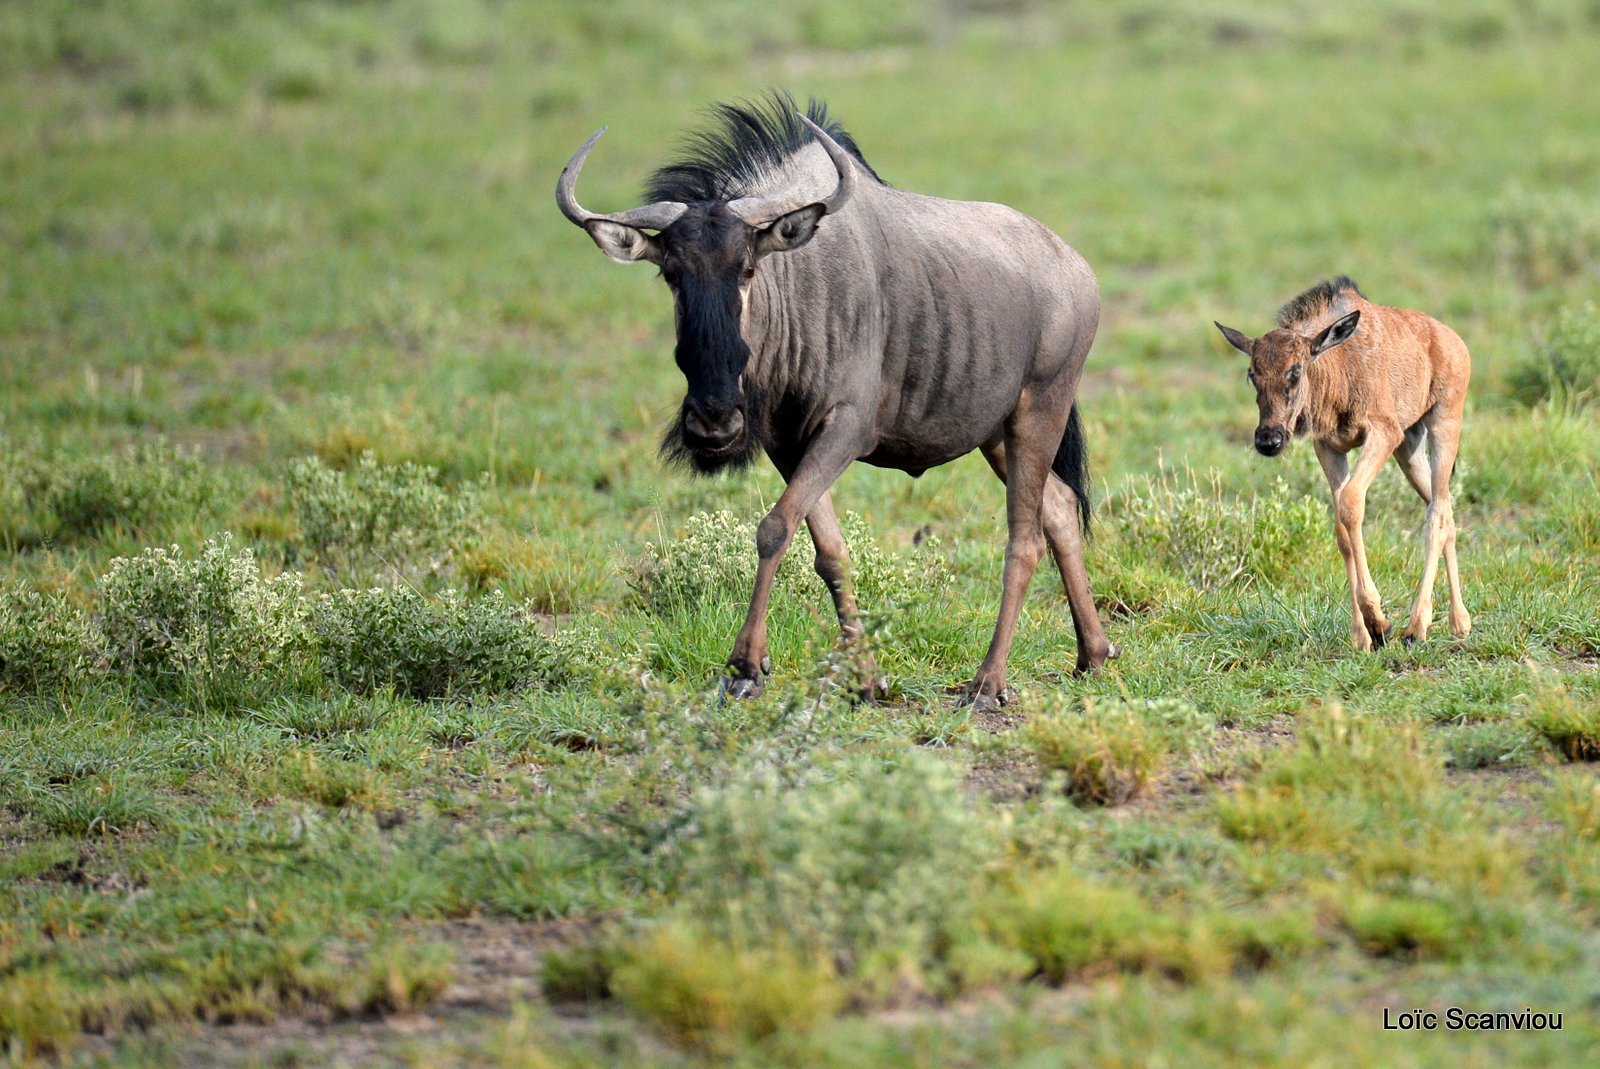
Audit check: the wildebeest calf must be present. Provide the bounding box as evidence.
[1215,277,1472,651]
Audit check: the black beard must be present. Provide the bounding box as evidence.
[658,387,766,476]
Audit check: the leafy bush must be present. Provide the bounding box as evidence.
[94,535,308,709]
[1340,894,1461,960]
[1,583,89,695]
[670,749,994,990]
[1527,688,1600,761]
[1103,467,1326,591]
[1439,720,1543,770]
[285,452,482,564]
[311,586,550,699]
[1485,185,1600,287]
[3,441,225,544]
[630,508,950,618]
[990,865,1316,984]
[611,922,843,1052]
[1505,303,1600,410]
[1020,697,1211,806]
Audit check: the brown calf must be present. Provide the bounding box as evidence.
[1215,277,1472,651]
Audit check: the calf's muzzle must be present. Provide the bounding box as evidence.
[1255,426,1287,456]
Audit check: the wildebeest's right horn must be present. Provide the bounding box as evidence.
[556,127,688,231]
[727,114,858,226]
[797,114,857,216]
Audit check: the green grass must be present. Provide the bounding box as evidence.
[4,1,1600,1065]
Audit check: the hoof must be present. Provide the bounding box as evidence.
[1076,643,1120,675]
[720,674,765,701]
[956,685,1012,712]
[855,674,889,704]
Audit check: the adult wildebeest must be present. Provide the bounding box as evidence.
[558,94,1114,707]
[1215,277,1472,651]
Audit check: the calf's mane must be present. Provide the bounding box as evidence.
[1277,275,1363,331]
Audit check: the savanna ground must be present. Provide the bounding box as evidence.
[4,1,1600,1065]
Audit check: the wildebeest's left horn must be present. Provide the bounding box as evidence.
[556,127,688,231]
[727,114,858,226]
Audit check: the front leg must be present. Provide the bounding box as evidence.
[724,413,865,699]
[1317,434,1399,651]
[806,491,884,699]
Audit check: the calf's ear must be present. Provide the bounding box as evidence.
[753,204,825,259]
[1310,310,1360,358]
[1214,322,1254,355]
[585,220,664,265]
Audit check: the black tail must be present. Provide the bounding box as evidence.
[1052,403,1092,534]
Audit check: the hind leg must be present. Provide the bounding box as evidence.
[1403,407,1470,642]
[981,442,1115,673]
[963,400,1057,709]
[1394,422,1431,504]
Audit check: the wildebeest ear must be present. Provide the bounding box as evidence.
[585,220,664,265]
[1214,322,1253,356]
[1309,310,1360,358]
[753,204,825,258]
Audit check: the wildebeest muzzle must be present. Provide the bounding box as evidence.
[1254,425,1287,456]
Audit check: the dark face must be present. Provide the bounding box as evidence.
[582,199,825,474]
[655,206,762,472]
[1244,329,1313,457]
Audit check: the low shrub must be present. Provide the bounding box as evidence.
[1526,688,1600,761]
[990,866,1314,984]
[1340,894,1460,961]
[94,535,308,710]
[1020,697,1211,806]
[670,749,994,992]
[611,921,843,1053]
[629,508,950,617]
[3,441,225,544]
[1103,467,1326,591]
[1439,720,1543,770]
[285,452,482,565]
[0,583,90,695]
[312,586,550,699]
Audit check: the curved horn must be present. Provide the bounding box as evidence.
[797,114,857,216]
[556,127,688,231]
[727,113,859,226]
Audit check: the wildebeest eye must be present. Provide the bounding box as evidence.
[1246,369,1257,385]
[1287,365,1302,385]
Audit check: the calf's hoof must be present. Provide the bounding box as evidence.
[1075,642,1120,675]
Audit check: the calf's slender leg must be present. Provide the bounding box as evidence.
[1394,423,1431,503]
[980,442,1116,674]
[724,416,863,698]
[1404,407,1470,642]
[1317,434,1399,651]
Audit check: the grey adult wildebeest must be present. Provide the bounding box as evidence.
[1215,276,1472,652]
[557,95,1114,706]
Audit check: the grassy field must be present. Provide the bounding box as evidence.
[4,1,1600,1065]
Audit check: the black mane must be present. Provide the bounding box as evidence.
[1278,275,1363,329]
[645,90,882,204]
